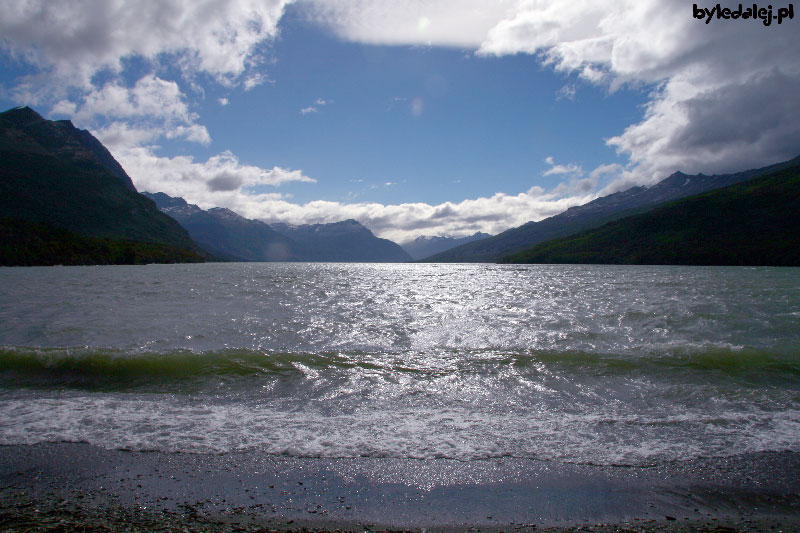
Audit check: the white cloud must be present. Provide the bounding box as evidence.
[243,72,270,91]
[543,156,583,176]
[222,185,593,243]
[88,128,594,243]
[75,76,192,122]
[475,0,800,182]
[300,97,329,114]
[218,98,229,106]
[299,0,518,48]
[106,143,315,205]
[541,159,623,198]
[606,68,800,184]
[590,163,623,179]
[0,0,290,87]
[55,74,211,146]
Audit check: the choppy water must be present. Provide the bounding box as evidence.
[0,263,798,465]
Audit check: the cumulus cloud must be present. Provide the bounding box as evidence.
[53,75,212,145]
[104,143,315,206]
[70,76,192,122]
[0,0,290,87]
[221,185,592,243]
[475,0,800,183]
[243,72,270,91]
[607,68,800,183]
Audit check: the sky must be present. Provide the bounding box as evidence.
[1,1,799,243]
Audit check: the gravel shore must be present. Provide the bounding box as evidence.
[1,443,799,532]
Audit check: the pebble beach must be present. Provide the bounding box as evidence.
[2,442,799,532]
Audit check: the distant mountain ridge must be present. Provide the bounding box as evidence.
[270,220,412,262]
[0,106,204,265]
[423,156,800,262]
[144,192,300,262]
[501,162,800,266]
[401,232,491,260]
[6,105,795,268]
[145,192,412,262]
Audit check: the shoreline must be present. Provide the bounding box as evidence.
[1,443,799,531]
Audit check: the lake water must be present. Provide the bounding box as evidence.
[0,263,798,466]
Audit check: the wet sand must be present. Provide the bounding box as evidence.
[1,442,799,531]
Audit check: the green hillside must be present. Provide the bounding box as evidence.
[0,218,203,266]
[0,107,205,265]
[424,156,800,263]
[501,165,800,266]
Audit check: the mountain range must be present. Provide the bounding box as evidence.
[401,232,491,260]
[0,106,204,265]
[142,192,301,262]
[269,220,411,262]
[0,105,412,265]
[501,161,800,266]
[144,192,411,262]
[2,105,797,267]
[422,156,800,262]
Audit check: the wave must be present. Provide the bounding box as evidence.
[1,344,798,391]
[0,346,382,390]
[509,346,800,375]
[2,344,799,463]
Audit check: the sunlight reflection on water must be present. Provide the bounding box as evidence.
[0,263,798,463]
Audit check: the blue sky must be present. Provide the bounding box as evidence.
[200,10,645,205]
[1,1,799,242]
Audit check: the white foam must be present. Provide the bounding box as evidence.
[1,391,799,465]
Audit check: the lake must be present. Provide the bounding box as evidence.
[1,262,798,466]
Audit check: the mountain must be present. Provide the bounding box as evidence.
[270,220,412,262]
[0,106,137,192]
[424,156,800,263]
[501,163,800,266]
[0,106,204,265]
[146,192,412,262]
[143,192,301,262]
[401,232,491,260]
